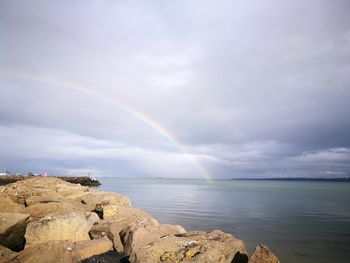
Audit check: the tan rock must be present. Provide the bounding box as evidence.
[5,240,81,263]
[0,213,30,251]
[121,218,186,256]
[76,236,113,259]
[0,244,15,258]
[102,205,150,221]
[24,192,64,206]
[250,244,280,263]
[0,197,25,213]
[85,212,100,230]
[25,212,90,246]
[24,202,81,220]
[131,230,247,263]
[79,191,131,212]
[89,220,124,252]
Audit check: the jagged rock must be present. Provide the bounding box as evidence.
[24,202,81,220]
[0,197,25,213]
[25,212,90,246]
[86,212,100,230]
[89,220,125,252]
[102,205,150,221]
[121,218,186,256]
[130,230,247,263]
[76,236,113,259]
[0,212,30,251]
[0,244,16,258]
[3,240,82,263]
[24,192,64,206]
[250,244,280,263]
[79,191,131,212]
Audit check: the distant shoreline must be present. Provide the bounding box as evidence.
[229,177,350,182]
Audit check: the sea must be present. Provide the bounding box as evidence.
[98,177,350,263]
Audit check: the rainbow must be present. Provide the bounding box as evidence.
[0,69,212,181]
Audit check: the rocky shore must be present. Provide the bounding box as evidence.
[0,175,101,187]
[0,177,280,263]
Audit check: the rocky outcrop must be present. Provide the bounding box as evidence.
[0,177,280,263]
[24,212,91,246]
[250,244,280,263]
[0,213,30,251]
[130,230,247,263]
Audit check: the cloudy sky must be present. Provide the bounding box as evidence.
[1,0,350,178]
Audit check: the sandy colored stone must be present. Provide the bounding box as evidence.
[0,213,30,251]
[76,236,113,259]
[24,192,64,206]
[3,240,81,263]
[86,212,100,230]
[0,244,16,258]
[250,244,280,263]
[121,218,186,256]
[131,230,247,263]
[0,197,25,213]
[24,202,82,220]
[25,212,90,246]
[79,191,131,212]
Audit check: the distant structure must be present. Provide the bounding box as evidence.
[0,168,10,176]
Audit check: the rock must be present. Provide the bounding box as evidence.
[89,220,125,252]
[76,236,113,259]
[24,192,64,206]
[250,244,280,263]
[86,212,100,230]
[130,230,247,263]
[24,202,81,220]
[102,205,150,221]
[79,191,131,212]
[0,197,25,213]
[25,212,90,247]
[0,244,15,258]
[4,240,81,263]
[121,218,186,256]
[0,212,30,251]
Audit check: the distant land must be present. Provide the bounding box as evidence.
[229,177,350,182]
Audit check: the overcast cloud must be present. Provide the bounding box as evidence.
[1,0,350,178]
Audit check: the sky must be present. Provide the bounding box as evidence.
[1,0,350,179]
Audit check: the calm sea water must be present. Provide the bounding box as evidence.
[98,178,350,263]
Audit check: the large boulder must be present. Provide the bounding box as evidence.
[0,244,16,258]
[250,244,280,263]
[25,212,90,247]
[79,191,131,212]
[75,236,113,259]
[2,240,81,263]
[121,218,186,256]
[130,230,247,263]
[24,202,81,220]
[0,197,25,213]
[0,212,30,251]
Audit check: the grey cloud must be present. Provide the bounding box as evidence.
[1,0,350,178]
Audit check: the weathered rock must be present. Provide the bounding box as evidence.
[102,205,150,221]
[0,212,30,251]
[0,197,25,213]
[250,244,280,263]
[89,220,125,252]
[25,212,90,246]
[3,240,81,263]
[81,251,125,263]
[121,218,186,256]
[76,236,113,259]
[79,191,131,212]
[130,230,247,263]
[0,244,16,258]
[86,212,100,230]
[24,202,81,220]
[24,192,64,206]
